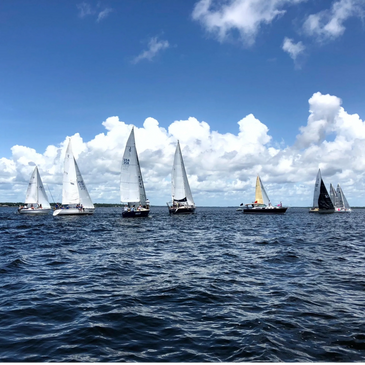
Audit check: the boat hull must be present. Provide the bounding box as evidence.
[122,209,150,218]
[18,208,51,215]
[168,206,195,214]
[309,208,319,213]
[318,209,335,214]
[53,208,95,216]
[243,207,288,214]
[335,208,351,213]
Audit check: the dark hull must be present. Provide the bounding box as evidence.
[243,207,288,214]
[122,210,150,218]
[168,206,195,215]
[318,209,335,214]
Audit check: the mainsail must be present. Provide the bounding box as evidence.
[336,184,351,210]
[171,141,194,205]
[120,128,147,205]
[330,183,337,207]
[255,176,270,206]
[318,179,334,210]
[62,139,94,208]
[25,166,51,209]
[313,169,322,208]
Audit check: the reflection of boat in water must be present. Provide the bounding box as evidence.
[18,166,51,215]
[167,141,195,215]
[243,176,288,214]
[309,169,334,214]
[53,139,95,216]
[120,128,150,218]
[332,183,351,213]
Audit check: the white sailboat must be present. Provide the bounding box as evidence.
[18,166,51,214]
[243,175,287,214]
[53,139,95,216]
[309,169,334,214]
[167,141,195,214]
[120,127,150,217]
[335,184,351,212]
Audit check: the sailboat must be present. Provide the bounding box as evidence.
[243,175,287,214]
[120,127,150,218]
[53,139,95,216]
[18,166,51,214]
[167,141,195,214]
[330,183,337,208]
[309,169,334,214]
[335,184,351,212]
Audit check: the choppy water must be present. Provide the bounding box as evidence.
[1,206,365,362]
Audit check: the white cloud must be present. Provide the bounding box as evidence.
[303,0,364,41]
[282,37,305,61]
[77,2,113,22]
[77,2,95,18]
[2,92,365,207]
[132,37,170,64]
[192,0,305,45]
[97,7,113,22]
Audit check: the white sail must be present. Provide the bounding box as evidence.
[313,169,322,208]
[171,141,195,206]
[62,139,94,208]
[255,176,270,206]
[24,166,51,209]
[120,128,147,205]
[330,183,337,207]
[336,184,351,210]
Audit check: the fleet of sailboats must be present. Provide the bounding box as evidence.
[14,129,356,217]
[242,175,287,214]
[167,141,195,214]
[309,169,334,214]
[120,128,150,218]
[18,166,51,214]
[53,139,95,216]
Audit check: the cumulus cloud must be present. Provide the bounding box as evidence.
[282,37,305,62]
[2,92,365,207]
[192,0,305,45]
[132,37,170,64]
[303,0,364,41]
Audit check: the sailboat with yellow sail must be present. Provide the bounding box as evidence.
[243,175,288,214]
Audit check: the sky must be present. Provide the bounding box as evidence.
[1,0,365,207]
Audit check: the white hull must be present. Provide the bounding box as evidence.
[18,208,51,215]
[335,208,351,213]
[53,208,95,216]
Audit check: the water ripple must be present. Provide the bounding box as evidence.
[0,206,365,361]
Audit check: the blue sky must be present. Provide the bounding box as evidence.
[1,0,365,206]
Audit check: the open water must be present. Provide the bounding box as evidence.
[1,206,365,362]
